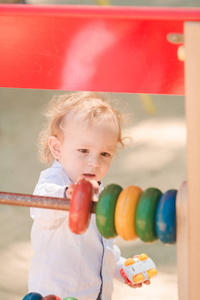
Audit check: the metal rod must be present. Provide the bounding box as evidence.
[0,191,97,213]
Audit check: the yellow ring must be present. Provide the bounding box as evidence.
[115,186,142,241]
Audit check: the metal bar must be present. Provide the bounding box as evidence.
[0,191,97,213]
[1,5,192,94]
[1,5,200,21]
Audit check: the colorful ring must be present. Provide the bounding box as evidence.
[96,184,122,239]
[69,179,93,235]
[155,189,177,244]
[42,295,61,300]
[135,188,162,243]
[23,293,43,300]
[115,186,142,241]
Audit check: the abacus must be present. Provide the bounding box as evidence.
[0,179,177,244]
[69,178,177,244]
[1,4,200,300]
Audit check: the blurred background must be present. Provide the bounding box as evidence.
[0,0,199,299]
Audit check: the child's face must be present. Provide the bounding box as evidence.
[51,114,118,183]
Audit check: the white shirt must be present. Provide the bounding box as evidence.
[28,161,125,300]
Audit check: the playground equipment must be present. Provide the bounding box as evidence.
[1,4,200,300]
[0,182,177,245]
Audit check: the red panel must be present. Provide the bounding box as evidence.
[0,5,200,94]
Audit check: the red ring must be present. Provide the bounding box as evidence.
[69,179,93,234]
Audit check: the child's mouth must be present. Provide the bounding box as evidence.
[83,173,96,178]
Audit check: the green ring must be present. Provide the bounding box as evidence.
[63,298,78,300]
[135,188,162,242]
[96,184,122,239]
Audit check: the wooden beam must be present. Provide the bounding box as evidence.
[185,21,200,300]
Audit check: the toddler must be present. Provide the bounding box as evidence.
[28,92,150,300]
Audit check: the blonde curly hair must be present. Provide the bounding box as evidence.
[39,91,128,164]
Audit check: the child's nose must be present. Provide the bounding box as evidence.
[88,155,100,168]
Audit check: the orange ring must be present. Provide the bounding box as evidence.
[115,186,142,240]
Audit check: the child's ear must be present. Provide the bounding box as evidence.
[48,136,61,160]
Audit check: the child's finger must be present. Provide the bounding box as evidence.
[68,183,75,193]
[90,180,99,194]
[77,175,85,182]
[65,189,71,199]
[93,195,99,202]
[128,282,142,288]
[65,183,75,199]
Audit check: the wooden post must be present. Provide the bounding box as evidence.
[185,22,200,300]
[176,181,188,300]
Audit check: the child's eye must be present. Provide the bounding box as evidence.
[101,152,111,157]
[78,149,89,154]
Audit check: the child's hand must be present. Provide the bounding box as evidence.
[127,280,150,289]
[120,253,157,289]
[65,182,76,200]
[120,268,150,288]
[65,175,99,202]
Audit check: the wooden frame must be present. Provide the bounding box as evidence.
[1,5,200,299]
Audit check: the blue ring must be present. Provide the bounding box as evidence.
[155,189,177,244]
[23,293,43,300]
